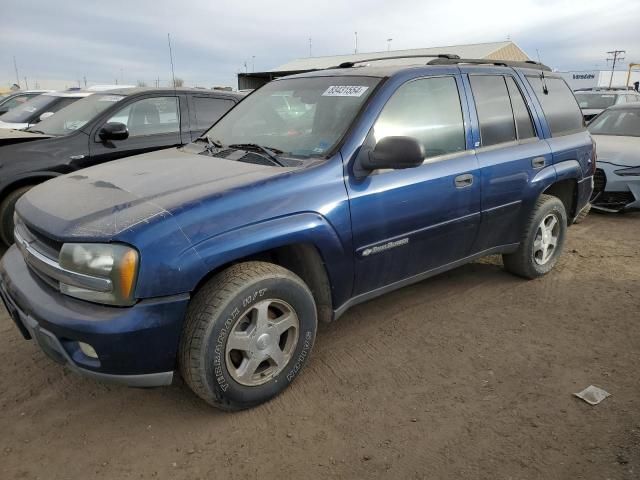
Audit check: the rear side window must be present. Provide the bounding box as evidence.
[527,76,584,136]
[373,76,466,159]
[192,97,236,130]
[469,75,516,146]
[505,77,536,140]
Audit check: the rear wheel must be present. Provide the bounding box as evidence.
[179,261,317,410]
[503,194,567,279]
[0,186,34,246]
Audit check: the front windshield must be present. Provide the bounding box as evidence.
[0,94,57,123]
[205,76,380,158]
[588,108,640,137]
[31,93,125,136]
[575,93,618,110]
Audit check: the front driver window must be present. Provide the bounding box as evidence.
[373,76,466,159]
[106,97,180,137]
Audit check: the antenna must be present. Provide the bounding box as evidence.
[167,33,177,88]
[536,49,548,94]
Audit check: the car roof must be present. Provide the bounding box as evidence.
[607,102,640,110]
[44,91,93,98]
[99,87,244,99]
[278,61,549,81]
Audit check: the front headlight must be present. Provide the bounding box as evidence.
[58,243,139,306]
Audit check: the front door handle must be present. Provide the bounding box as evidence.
[532,156,546,169]
[455,173,474,188]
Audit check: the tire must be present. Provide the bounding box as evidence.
[0,186,34,246]
[573,203,591,224]
[179,261,317,410]
[503,194,567,279]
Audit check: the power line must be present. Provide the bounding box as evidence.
[606,49,625,88]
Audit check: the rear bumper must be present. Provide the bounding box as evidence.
[0,245,190,387]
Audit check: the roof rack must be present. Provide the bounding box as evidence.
[426,57,551,71]
[335,54,461,69]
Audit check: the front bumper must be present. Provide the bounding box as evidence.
[0,245,190,387]
[591,163,640,212]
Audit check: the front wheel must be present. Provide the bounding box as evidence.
[503,194,567,279]
[0,185,34,246]
[179,261,317,410]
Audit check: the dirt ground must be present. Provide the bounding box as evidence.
[0,212,639,480]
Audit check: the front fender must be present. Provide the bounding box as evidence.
[0,171,63,198]
[190,212,353,307]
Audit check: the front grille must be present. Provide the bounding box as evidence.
[593,191,635,209]
[14,220,61,290]
[593,169,606,195]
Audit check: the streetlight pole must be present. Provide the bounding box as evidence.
[387,38,393,52]
[354,31,358,54]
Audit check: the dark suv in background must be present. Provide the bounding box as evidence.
[0,56,593,410]
[0,87,243,245]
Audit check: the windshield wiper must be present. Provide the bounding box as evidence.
[227,143,286,167]
[196,135,224,153]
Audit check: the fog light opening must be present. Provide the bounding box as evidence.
[78,342,98,359]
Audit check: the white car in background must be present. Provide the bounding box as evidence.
[574,88,640,122]
[0,86,134,131]
[588,103,640,212]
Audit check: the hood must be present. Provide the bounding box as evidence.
[592,134,640,167]
[16,147,296,241]
[0,128,53,147]
[0,120,30,131]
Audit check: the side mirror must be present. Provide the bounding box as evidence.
[39,112,54,121]
[360,136,424,171]
[98,122,129,142]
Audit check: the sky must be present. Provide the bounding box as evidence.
[1,0,639,90]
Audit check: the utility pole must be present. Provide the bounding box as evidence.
[83,76,87,88]
[13,56,20,88]
[168,33,176,88]
[24,77,29,89]
[387,38,393,52]
[607,49,625,88]
[252,55,255,72]
[309,37,312,57]
[354,31,358,54]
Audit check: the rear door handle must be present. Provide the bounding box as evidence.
[532,156,546,169]
[455,173,474,188]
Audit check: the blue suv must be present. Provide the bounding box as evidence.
[0,56,594,410]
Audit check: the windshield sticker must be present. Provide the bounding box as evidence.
[322,85,369,97]
[98,95,125,102]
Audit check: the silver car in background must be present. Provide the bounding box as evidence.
[588,103,640,212]
[575,88,640,122]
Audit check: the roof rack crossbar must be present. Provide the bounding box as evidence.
[335,54,461,69]
[426,57,551,71]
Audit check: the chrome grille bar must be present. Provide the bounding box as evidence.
[14,229,112,293]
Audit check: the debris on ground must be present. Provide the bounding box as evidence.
[574,385,611,405]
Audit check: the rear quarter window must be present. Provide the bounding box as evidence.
[527,76,584,136]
